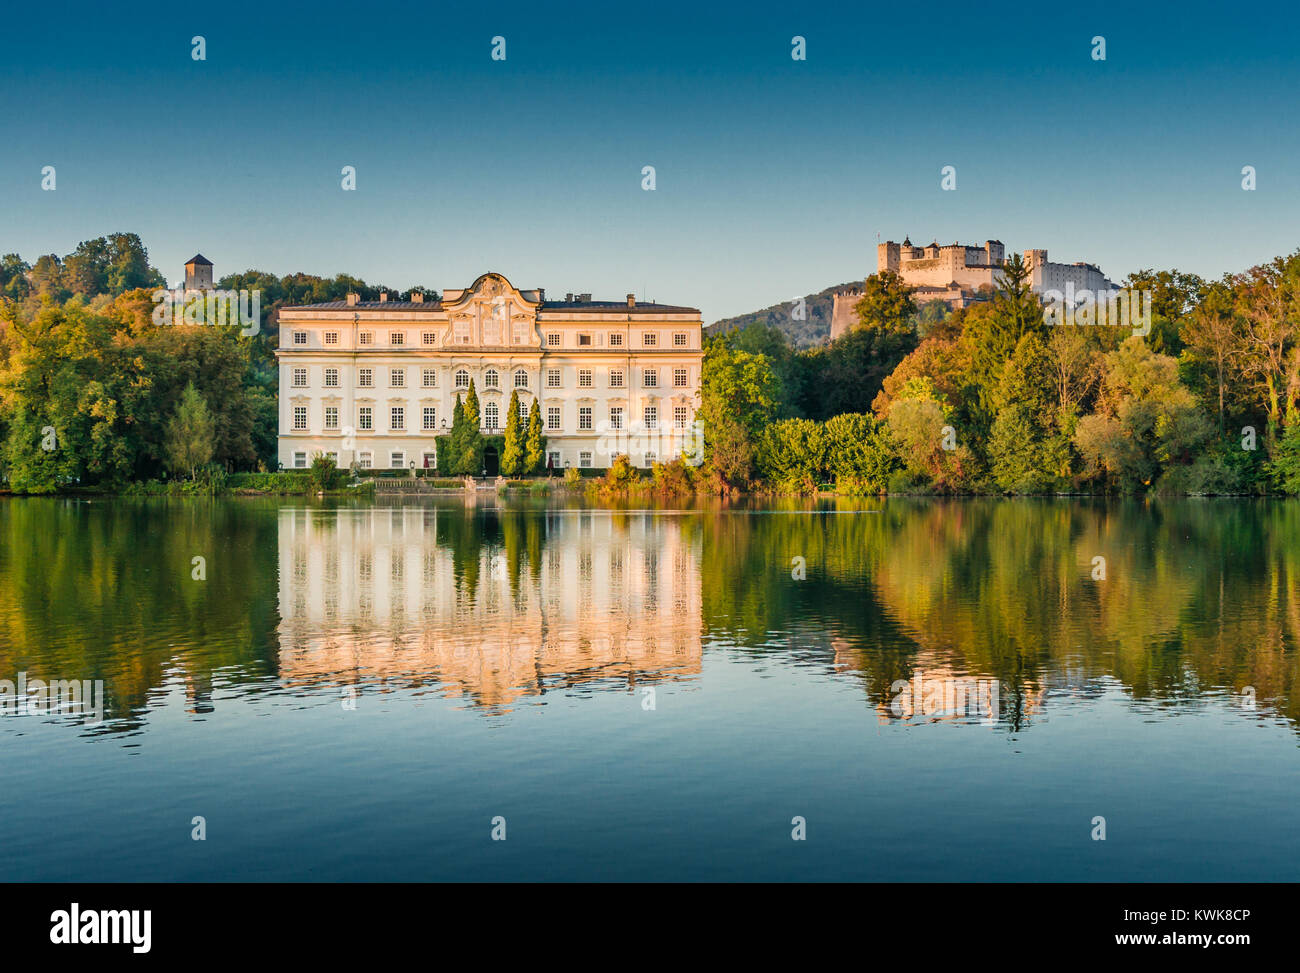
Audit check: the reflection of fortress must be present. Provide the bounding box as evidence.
[276,507,703,710]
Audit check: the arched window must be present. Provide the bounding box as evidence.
[484,368,500,389]
[514,369,529,388]
[485,402,499,430]
[454,369,469,389]
[518,397,530,420]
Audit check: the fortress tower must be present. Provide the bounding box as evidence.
[184,254,214,290]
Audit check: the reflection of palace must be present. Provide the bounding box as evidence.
[276,507,703,710]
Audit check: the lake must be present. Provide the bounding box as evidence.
[1,496,1297,881]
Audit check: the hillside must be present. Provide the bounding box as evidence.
[706,281,861,348]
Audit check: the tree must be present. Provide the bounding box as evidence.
[525,398,545,473]
[451,381,484,475]
[501,389,525,475]
[1179,281,1240,433]
[164,382,216,480]
[854,271,918,335]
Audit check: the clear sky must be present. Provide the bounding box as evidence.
[2,0,1298,321]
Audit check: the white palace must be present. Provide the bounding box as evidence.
[276,272,703,474]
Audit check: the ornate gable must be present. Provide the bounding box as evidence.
[440,272,540,350]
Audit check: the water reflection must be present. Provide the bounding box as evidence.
[276,507,702,711]
[0,497,1296,733]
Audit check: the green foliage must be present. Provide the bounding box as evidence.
[757,418,828,493]
[308,453,347,491]
[525,398,545,474]
[164,382,217,480]
[854,270,918,335]
[501,389,525,475]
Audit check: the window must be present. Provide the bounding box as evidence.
[548,450,561,468]
[423,407,436,430]
[547,407,561,431]
[514,369,528,388]
[673,367,688,387]
[609,369,624,389]
[485,402,499,430]
[455,369,469,389]
[547,368,561,388]
[513,320,529,344]
[359,331,373,346]
[422,451,436,469]
[518,398,529,420]
[454,320,470,344]
[546,333,560,347]
[293,331,307,345]
[642,332,657,347]
[609,332,624,347]
[674,406,688,430]
[293,406,308,430]
[422,368,436,388]
[358,407,373,431]
[390,407,405,431]
[324,331,339,345]
[321,368,337,388]
[325,406,339,430]
[390,451,405,469]
[644,406,658,429]
[422,332,436,346]
[644,450,656,466]
[326,451,338,465]
[484,368,499,389]
[674,333,688,347]
[292,367,307,387]
[610,407,624,431]
[578,333,592,346]
[580,451,592,468]
[390,368,404,388]
[643,368,658,388]
[578,369,592,388]
[390,332,404,346]
[293,451,308,467]
[579,406,592,430]
[358,368,373,388]
[359,451,373,469]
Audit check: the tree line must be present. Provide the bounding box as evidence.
[698,250,1300,494]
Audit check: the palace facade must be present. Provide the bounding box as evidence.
[276,272,703,473]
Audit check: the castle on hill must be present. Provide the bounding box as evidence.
[830,237,1117,339]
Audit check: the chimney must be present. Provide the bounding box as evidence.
[346,292,358,306]
[379,292,388,303]
[565,292,574,302]
[410,292,424,304]
[626,293,636,308]
[578,293,591,303]
[538,288,545,301]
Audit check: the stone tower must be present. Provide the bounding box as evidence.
[184,254,214,290]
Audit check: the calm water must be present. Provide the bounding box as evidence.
[1,496,1298,881]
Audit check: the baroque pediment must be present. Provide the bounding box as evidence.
[440,272,540,350]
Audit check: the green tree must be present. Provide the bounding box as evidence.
[854,270,918,335]
[525,398,545,473]
[451,381,484,475]
[165,382,217,480]
[501,389,525,475]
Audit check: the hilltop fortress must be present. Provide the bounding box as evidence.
[830,237,1117,339]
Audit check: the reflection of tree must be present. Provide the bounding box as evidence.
[698,497,1300,730]
[0,497,282,729]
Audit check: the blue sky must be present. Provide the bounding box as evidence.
[2,0,1298,321]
